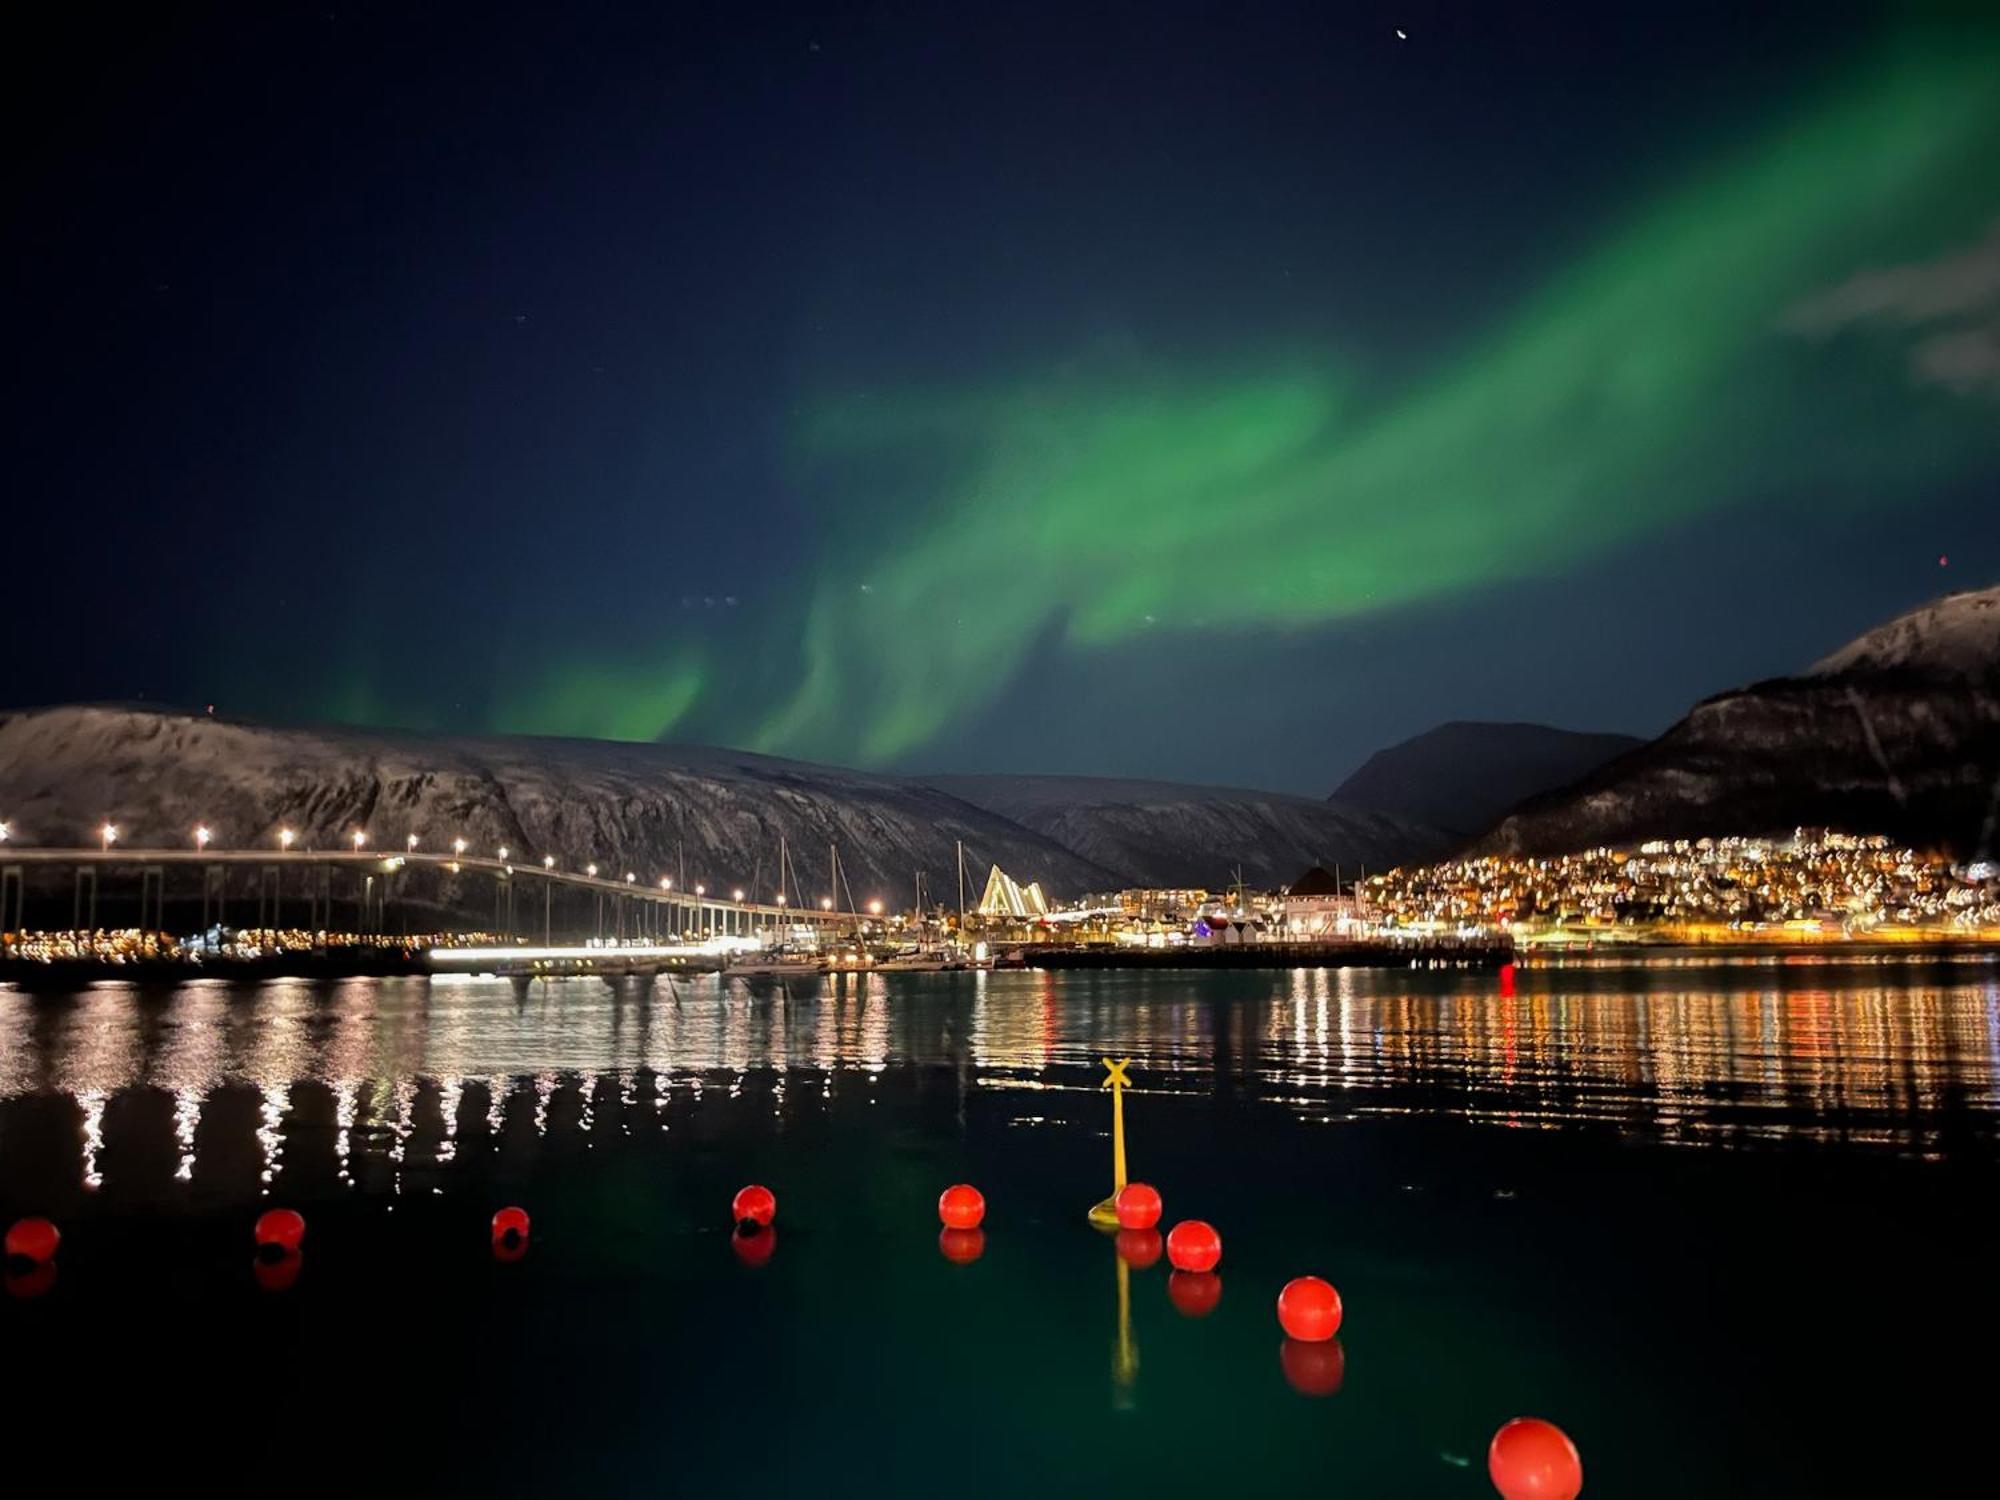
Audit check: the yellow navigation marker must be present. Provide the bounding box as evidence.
[1088,1057,1134,1229]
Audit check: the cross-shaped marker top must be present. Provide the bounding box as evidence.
[1100,1057,1132,1089]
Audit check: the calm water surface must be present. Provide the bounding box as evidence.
[4,957,1999,1495]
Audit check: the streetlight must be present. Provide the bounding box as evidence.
[453,837,468,857]
[195,825,212,851]
[694,883,705,897]
[101,823,118,851]
[625,872,635,885]
[732,888,745,902]
[587,863,598,878]
[499,845,510,862]
[279,828,295,851]
[821,897,833,911]
[868,899,883,916]
[1,820,12,843]
[407,833,419,852]
[543,855,555,870]
[776,892,787,906]
[352,830,367,852]
[660,877,672,891]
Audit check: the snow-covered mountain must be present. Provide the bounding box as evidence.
[0,704,1120,903]
[1330,721,1644,840]
[0,704,1444,903]
[1476,586,2000,859]
[922,774,1447,888]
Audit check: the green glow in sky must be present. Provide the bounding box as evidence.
[727,42,1999,765]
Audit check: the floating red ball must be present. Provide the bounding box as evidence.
[1277,1275,1343,1342]
[1488,1417,1583,1500]
[1167,1270,1223,1318]
[938,1227,986,1264]
[730,1222,777,1267]
[732,1184,776,1227]
[1280,1337,1346,1397]
[5,1217,60,1264]
[938,1183,986,1230]
[1165,1219,1221,1273]
[1115,1182,1162,1230]
[1115,1228,1163,1269]
[253,1249,303,1292]
[491,1206,530,1241]
[253,1208,306,1251]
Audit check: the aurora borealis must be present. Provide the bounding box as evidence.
[13,4,2000,789]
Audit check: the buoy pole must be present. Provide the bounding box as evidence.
[1089,1057,1133,1228]
[1113,1252,1138,1399]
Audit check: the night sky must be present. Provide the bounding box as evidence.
[12,2,1999,792]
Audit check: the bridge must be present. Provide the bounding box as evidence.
[0,844,872,947]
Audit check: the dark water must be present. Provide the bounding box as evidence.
[5,957,2000,1496]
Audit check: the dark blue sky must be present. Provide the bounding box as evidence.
[11,2,1999,791]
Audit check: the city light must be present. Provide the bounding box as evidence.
[776,892,787,906]
[544,854,555,869]
[101,822,118,851]
[821,897,833,911]
[733,888,745,901]
[279,828,295,851]
[869,899,883,915]
[195,825,211,850]
[407,832,419,851]
[499,845,510,862]
[1,820,12,843]
[625,872,636,884]
[694,884,706,897]
[660,877,672,891]
[352,830,367,851]
[454,837,468,857]
[587,864,598,878]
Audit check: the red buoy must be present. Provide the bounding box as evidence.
[5,1260,58,1301]
[1488,1417,1583,1500]
[938,1183,986,1230]
[253,1208,306,1252]
[1280,1337,1346,1397]
[491,1206,531,1242]
[730,1222,777,1267]
[1115,1228,1163,1269]
[732,1184,776,1228]
[5,1217,60,1265]
[253,1249,303,1292]
[938,1226,986,1264]
[1167,1269,1222,1318]
[1115,1181,1162,1230]
[1165,1219,1221,1272]
[1276,1275,1343,1342]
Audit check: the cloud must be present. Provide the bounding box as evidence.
[1786,218,2000,397]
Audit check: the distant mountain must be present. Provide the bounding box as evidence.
[1330,721,1643,840]
[922,774,1447,889]
[0,704,1119,904]
[1476,586,2000,860]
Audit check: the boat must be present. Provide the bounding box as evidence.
[724,947,822,978]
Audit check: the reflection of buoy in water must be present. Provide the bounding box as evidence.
[1167,1269,1222,1318]
[254,1248,303,1292]
[1488,1417,1583,1499]
[1115,1182,1161,1230]
[491,1206,530,1244]
[732,1184,776,1229]
[1115,1228,1163,1269]
[1280,1337,1346,1396]
[1276,1275,1343,1341]
[1166,1219,1221,1272]
[938,1184,985,1230]
[6,1217,60,1265]
[1499,962,1517,998]
[4,1260,58,1300]
[254,1208,306,1252]
[938,1226,986,1264]
[492,1234,529,1264]
[731,1222,777,1267]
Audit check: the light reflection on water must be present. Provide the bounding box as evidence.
[3,961,1999,1201]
